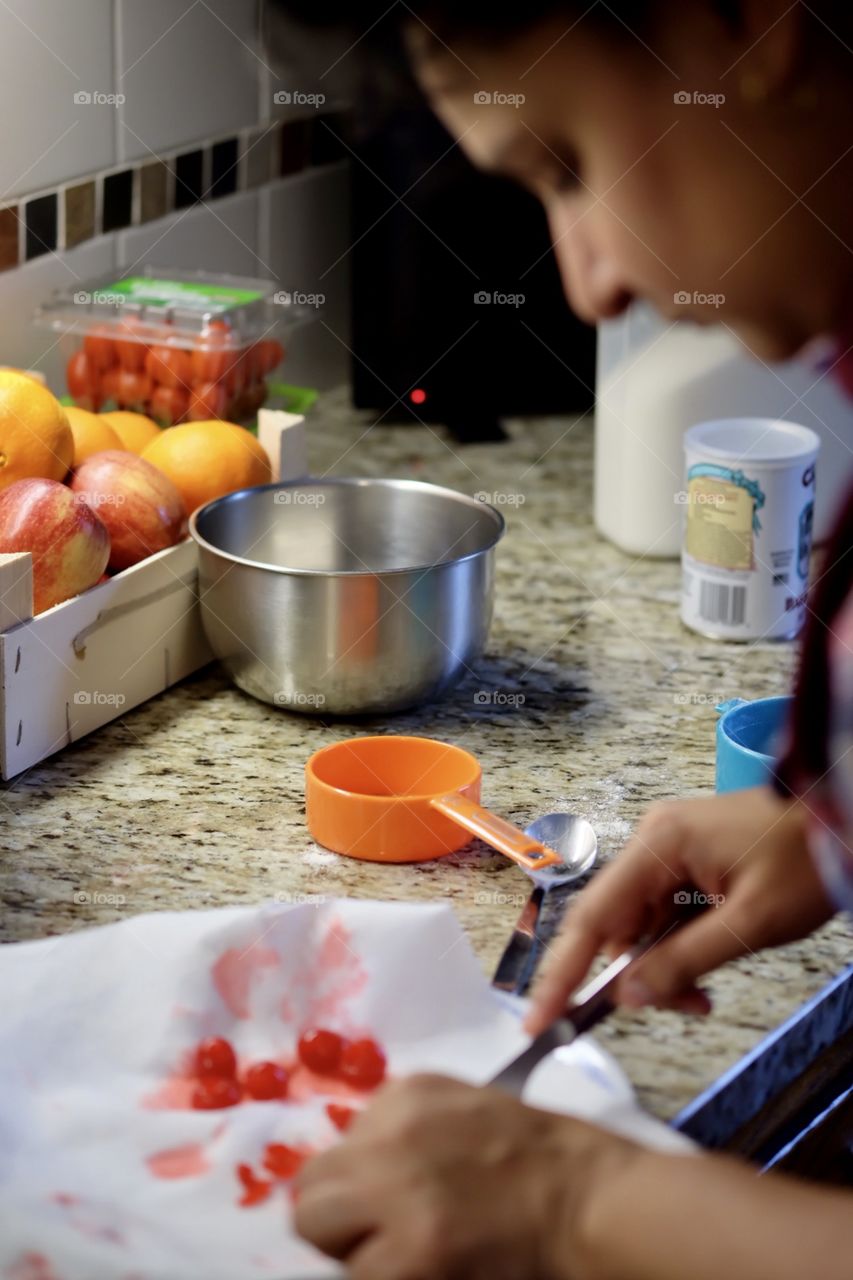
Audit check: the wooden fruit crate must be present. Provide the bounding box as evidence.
[0,411,306,780]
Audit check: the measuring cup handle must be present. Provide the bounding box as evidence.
[431,794,563,871]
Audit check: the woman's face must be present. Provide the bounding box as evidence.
[411,5,853,362]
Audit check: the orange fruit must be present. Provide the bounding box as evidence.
[141,419,271,515]
[100,409,161,454]
[0,371,74,491]
[65,405,122,467]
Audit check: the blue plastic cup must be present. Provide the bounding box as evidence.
[715,696,793,793]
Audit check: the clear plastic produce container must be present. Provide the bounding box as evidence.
[34,267,305,425]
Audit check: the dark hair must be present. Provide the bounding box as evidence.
[777,481,853,792]
[265,1,655,101]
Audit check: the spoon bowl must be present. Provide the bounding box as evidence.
[522,813,598,886]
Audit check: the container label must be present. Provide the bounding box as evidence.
[98,277,264,310]
[798,501,814,580]
[685,473,759,571]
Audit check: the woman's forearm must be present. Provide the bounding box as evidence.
[574,1148,853,1280]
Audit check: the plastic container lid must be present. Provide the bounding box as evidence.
[33,266,310,351]
[685,417,821,465]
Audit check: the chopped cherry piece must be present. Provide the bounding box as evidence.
[191,1076,242,1110]
[262,1143,306,1180]
[243,1061,289,1101]
[234,1164,274,1207]
[326,1103,356,1133]
[239,1181,273,1207]
[297,1029,346,1075]
[339,1038,386,1090]
[195,1037,237,1079]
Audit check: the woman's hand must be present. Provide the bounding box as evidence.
[293,1073,640,1280]
[295,1072,853,1280]
[527,786,835,1034]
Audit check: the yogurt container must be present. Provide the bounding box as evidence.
[681,417,819,640]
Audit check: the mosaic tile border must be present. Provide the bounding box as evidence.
[0,112,346,270]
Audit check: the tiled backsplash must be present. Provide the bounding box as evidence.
[0,0,352,391]
[3,117,342,266]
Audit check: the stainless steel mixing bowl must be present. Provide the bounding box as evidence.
[189,478,505,715]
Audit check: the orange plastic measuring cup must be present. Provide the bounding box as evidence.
[305,735,564,868]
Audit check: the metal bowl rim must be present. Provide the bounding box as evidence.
[188,475,506,578]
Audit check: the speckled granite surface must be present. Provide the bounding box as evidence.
[2,387,850,1121]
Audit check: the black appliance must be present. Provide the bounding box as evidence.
[347,105,596,441]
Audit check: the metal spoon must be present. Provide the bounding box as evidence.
[492,814,597,994]
[522,813,598,887]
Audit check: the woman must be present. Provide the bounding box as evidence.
[274,2,853,1275]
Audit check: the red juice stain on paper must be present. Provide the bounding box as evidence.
[141,1045,203,1110]
[49,1193,79,1208]
[140,1074,196,1111]
[280,918,368,1029]
[285,1063,369,1105]
[6,1254,59,1280]
[213,945,280,1019]
[69,1218,124,1247]
[147,1142,211,1180]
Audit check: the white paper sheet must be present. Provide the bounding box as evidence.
[0,900,693,1279]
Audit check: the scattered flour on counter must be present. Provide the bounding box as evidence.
[551,777,633,856]
[301,847,341,869]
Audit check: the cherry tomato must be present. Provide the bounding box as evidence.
[99,367,120,407]
[66,349,97,399]
[326,1103,356,1133]
[256,339,285,376]
[262,1143,306,1180]
[297,1029,346,1075]
[224,352,247,398]
[195,1036,238,1079]
[115,368,151,408]
[188,380,228,420]
[191,320,235,383]
[243,1061,289,1101]
[338,1038,386,1090]
[115,341,146,372]
[191,1076,241,1110]
[241,380,267,416]
[145,345,193,389]
[83,334,116,371]
[149,383,189,426]
[242,343,263,384]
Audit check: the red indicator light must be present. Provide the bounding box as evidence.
[410,388,427,405]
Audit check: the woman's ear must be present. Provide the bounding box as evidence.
[728,0,805,102]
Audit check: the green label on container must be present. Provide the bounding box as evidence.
[100,277,264,310]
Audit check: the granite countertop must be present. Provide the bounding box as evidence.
[2,387,849,1121]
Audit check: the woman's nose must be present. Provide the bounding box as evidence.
[549,212,634,324]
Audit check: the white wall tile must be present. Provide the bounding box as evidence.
[116,0,263,164]
[260,163,351,389]
[115,191,263,279]
[0,1,115,200]
[262,163,350,317]
[0,237,117,392]
[279,320,349,392]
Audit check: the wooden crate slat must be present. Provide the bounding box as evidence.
[0,540,212,779]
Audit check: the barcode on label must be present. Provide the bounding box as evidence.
[698,580,747,626]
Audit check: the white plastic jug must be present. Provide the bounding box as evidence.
[595,304,853,556]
